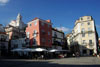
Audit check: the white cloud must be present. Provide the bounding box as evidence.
[0,0,10,5]
[56,27,72,32]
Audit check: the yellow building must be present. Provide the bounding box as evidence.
[67,16,98,56]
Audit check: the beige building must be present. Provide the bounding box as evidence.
[67,16,98,56]
[66,33,73,50]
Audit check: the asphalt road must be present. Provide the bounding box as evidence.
[0,57,100,67]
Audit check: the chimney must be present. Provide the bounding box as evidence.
[46,20,51,23]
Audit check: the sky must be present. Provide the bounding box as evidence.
[0,0,100,36]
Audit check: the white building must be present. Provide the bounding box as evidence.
[67,16,98,56]
[0,24,9,56]
[11,38,26,49]
[5,13,26,51]
[9,13,26,29]
[66,33,73,50]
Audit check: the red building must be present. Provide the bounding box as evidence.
[26,18,52,48]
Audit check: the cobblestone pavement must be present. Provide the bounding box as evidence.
[0,57,100,67]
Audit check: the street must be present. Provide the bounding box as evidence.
[0,57,100,67]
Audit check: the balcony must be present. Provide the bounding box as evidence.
[0,38,6,42]
[86,43,94,49]
[82,43,87,46]
[88,43,94,46]
[81,30,94,34]
[53,34,57,38]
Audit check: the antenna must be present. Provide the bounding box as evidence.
[60,24,62,31]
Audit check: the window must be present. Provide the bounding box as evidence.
[14,44,18,48]
[42,38,45,42]
[88,22,90,25]
[81,18,83,20]
[61,34,63,37]
[87,17,90,19]
[88,32,92,37]
[29,24,31,26]
[81,23,84,26]
[48,40,50,42]
[54,32,57,37]
[26,32,30,38]
[88,28,92,31]
[0,35,6,41]
[41,22,44,26]
[33,38,36,44]
[1,35,4,38]
[34,30,37,34]
[34,21,37,25]
[83,40,85,44]
[82,33,85,37]
[33,30,37,37]
[48,32,50,35]
[22,43,25,47]
[41,30,45,34]
[89,40,92,44]
[42,30,45,32]
[81,28,85,33]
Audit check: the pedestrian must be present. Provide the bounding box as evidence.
[76,52,79,57]
[35,54,38,60]
[73,53,75,57]
[41,55,44,59]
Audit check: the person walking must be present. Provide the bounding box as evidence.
[76,52,79,57]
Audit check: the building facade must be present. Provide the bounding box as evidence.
[52,28,65,50]
[98,38,100,54]
[11,38,26,49]
[9,13,26,29]
[26,18,52,48]
[5,14,26,50]
[66,33,73,50]
[67,16,98,56]
[5,13,26,40]
[0,24,9,56]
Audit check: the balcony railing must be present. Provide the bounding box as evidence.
[0,38,6,42]
[81,30,94,34]
[82,42,94,46]
[88,42,94,46]
[86,43,94,49]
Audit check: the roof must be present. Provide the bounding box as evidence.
[52,28,64,33]
[28,17,52,25]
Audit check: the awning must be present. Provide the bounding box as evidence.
[11,48,47,52]
[49,49,70,52]
[23,48,34,52]
[60,50,70,52]
[11,48,24,52]
[35,48,47,52]
[49,49,59,52]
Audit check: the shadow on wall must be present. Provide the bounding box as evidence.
[0,60,100,67]
[70,41,94,56]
